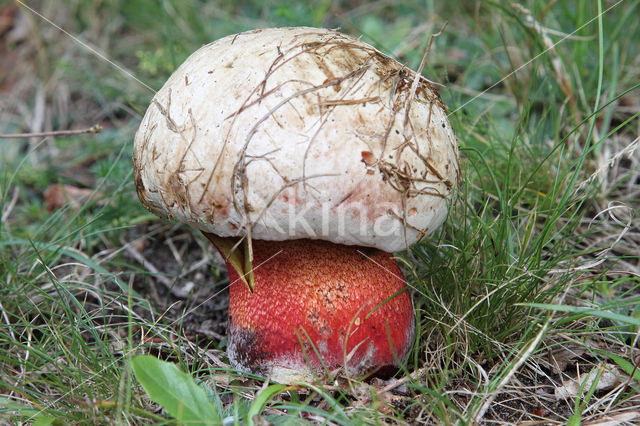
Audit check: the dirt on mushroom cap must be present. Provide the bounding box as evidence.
[133,27,459,252]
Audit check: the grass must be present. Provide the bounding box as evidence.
[1,0,639,423]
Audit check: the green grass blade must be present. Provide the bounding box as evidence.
[523,303,640,326]
[247,384,287,425]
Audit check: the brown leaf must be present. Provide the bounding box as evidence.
[547,342,588,372]
[584,412,640,426]
[555,364,624,399]
[619,94,637,108]
[0,4,17,37]
[44,184,104,212]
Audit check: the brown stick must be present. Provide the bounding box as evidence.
[0,125,102,139]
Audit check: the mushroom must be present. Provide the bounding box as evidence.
[133,27,459,383]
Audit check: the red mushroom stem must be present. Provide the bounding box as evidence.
[214,238,414,383]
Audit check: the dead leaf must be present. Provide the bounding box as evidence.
[619,94,637,108]
[340,379,371,403]
[4,6,29,44]
[555,364,623,399]
[584,411,640,426]
[195,319,224,340]
[201,374,233,387]
[0,3,17,36]
[548,343,588,372]
[44,184,104,212]
[251,415,270,426]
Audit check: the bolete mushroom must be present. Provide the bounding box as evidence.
[133,27,459,383]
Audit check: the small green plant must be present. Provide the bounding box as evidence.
[567,365,605,426]
[132,355,222,425]
[132,355,294,425]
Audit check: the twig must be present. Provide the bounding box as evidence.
[0,125,102,139]
[376,366,427,395]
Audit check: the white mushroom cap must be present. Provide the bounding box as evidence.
[133,27,459,252]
